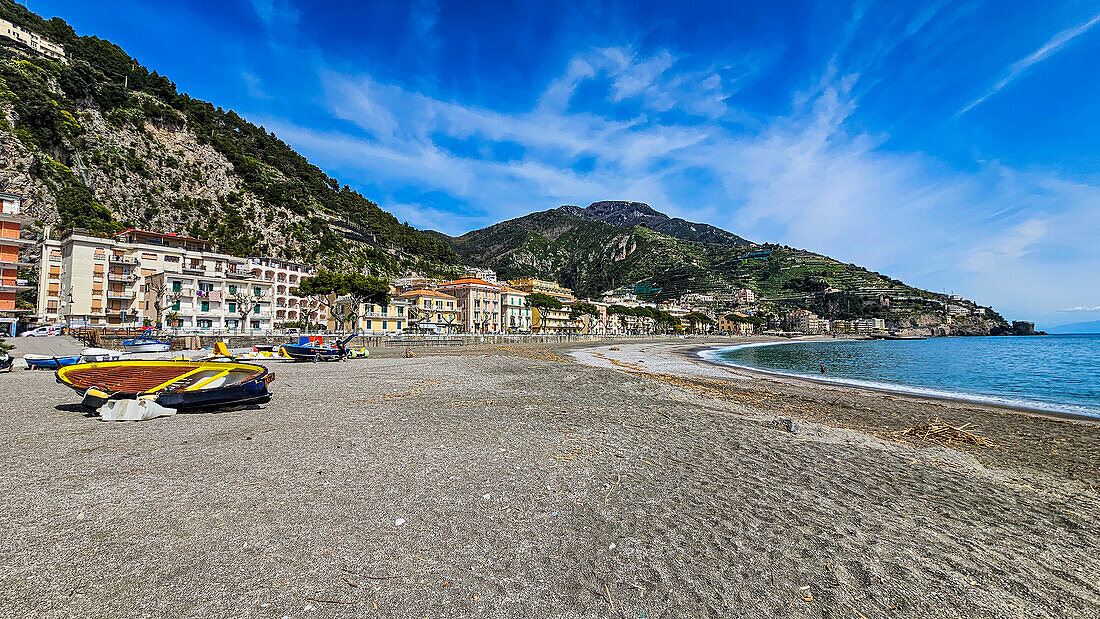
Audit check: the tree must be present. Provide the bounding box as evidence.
[569,301,601,334]
[294,271,390,332]
[146,278,183,329]
[231,286,267,331]
[683,312,715,334]
[527,293,563,332]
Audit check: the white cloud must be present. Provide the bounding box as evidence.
[253,43,1099,321]
[1065,306,1100,312]
[958,11,1100,115]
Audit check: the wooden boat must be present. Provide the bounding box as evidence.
[281,334,357,361]
[56,360,274,411]
[24,354,82,370]
[122,336,172,353]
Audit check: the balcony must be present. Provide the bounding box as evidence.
[0,237,37,247]
[225,269,251,280]
[109,255,138,265]
[181,266,205,275]
[107,271,136,282]
[107,290,135,299]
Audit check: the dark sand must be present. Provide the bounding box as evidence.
[0,338,1097,617]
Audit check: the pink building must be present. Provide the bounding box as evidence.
[437,277,502,333]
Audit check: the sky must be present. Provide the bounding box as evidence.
[25,0,1100,328]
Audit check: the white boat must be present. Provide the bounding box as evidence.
[80,347,131,363]
[122,337,171,353]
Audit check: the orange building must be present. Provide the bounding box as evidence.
[0,193,34,335]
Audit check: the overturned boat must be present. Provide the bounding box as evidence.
[281,334,357,361]
[56,359,274,413]
[80,347,131,363]
[24,354,81,370]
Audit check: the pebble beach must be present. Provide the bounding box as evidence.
[0,338,1097,617]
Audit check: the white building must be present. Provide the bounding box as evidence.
[0,18,65,60]
[37,229,270,328]
[143,272,274,331]
[248,257,327,327]
[854,318,886,333]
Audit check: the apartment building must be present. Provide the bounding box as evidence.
[0,194,33,335]
[718,314,755,335]
[507,278,576,303]
[327,291,409,334]
[500,287,531,333]
[438,277,502,333]
[0,18,65,60]
[395,289,459,333]
[854,318,886,333]
[143,272,274,331]
[248,257,327,326]
[37,228,268,328]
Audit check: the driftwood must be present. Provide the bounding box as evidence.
[893,422,998,447]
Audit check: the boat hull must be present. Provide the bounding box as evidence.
[24,355,81,370]
[122,341,171,353]
[282,344,344,361]
[56,360,274,411]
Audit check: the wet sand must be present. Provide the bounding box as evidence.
[0,338,1097,617]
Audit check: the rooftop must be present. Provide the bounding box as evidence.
[396,289,457,300]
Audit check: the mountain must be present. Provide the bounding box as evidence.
[0,0,458,275]
[435,200,1011,333]
[1047,320,1100,334]
[560,201,752,246]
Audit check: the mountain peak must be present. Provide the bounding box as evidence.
[557,200,751,246]
[583,201,668,223]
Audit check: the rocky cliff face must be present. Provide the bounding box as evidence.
[0,0,458,274]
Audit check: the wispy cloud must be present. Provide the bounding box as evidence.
[1064,305,1100,312]
[958,12,1100,115]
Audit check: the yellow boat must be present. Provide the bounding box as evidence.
[56,359,274,411]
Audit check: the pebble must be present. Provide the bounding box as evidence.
[483,493,491,500]
[395,518,405,526]
[550,511,559,517]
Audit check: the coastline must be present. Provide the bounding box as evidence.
[682,339,1100,424]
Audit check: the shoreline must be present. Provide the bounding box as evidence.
[675,338,1100,425]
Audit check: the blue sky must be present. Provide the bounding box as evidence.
[26,0,1100,328]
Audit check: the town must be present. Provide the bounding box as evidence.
[2,191,902,339]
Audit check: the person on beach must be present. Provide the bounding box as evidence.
[820,363,826,374]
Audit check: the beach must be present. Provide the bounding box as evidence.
[0,338,1097,617]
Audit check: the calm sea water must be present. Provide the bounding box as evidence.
[699,334,1100,418]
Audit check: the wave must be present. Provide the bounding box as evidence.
[698,342,1100,419]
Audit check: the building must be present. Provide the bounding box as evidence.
[500,287,531,333]
[507,278,576,303]
[718,314,755,335]
[737,288,757,306]
[143,272,273,331]
[37,228,268,328]
[327,291,409,334]
[462,267,499,284]
[853,318,886,333]
[507,278,583,334]
[0,194,34,335]
[830,320,854,334]
[0,18,65,60]
[438,277,502,333]
[786,310,829,334]
[248,257,327,327]
[395,289,459,333]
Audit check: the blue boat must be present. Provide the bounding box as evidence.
[281,334,357,362]
[23,354,82,370]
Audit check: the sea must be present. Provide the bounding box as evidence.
[699,334,1100,419]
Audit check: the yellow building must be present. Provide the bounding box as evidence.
[395,289,460,333]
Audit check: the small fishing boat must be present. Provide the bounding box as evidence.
[281,334,357,361]
[56,359,274,412]
[24,354,82,370]
[122,336,172,353]
[80,347,131,363]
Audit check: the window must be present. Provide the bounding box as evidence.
[229,285,237,294]
[366,320,373,330]
[253,287,262,297]
[164,256,179,263]
[198,319,212,328]
[397,306,404,315]
[201,301,209,312]
[172,281,181,292]
[253,305,260,315]
[382,321,388,330]
[172,300,180,311]
[229,302,236,312]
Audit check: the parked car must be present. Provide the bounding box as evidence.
[21,325,62,337]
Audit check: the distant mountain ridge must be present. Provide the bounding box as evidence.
[1048,320,1100,334]
[558,201,752,246]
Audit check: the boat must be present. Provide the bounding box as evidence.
[56,359,274,412]
[281,334,358,361]
[24,354,82,370]
[0,353,12,372]
[80,347,131,363]
[122,336,172,353]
